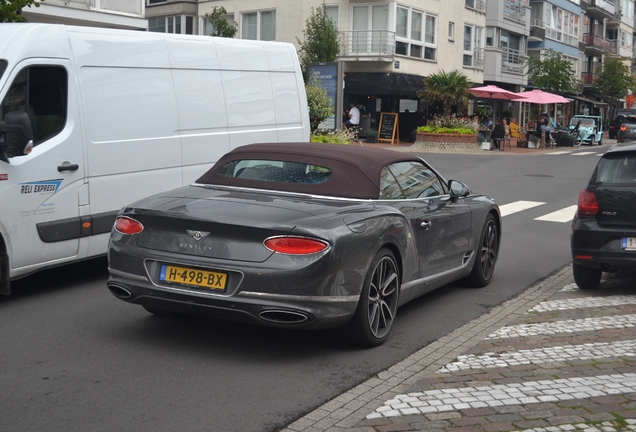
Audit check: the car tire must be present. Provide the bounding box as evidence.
[572,264,602,290]
[466,214,499,288]
[589,136,595,146]
[143,305,184,318]
[345,248,400,347]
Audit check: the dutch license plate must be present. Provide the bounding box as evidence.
[159,264,227,290]
[621,237,636,251]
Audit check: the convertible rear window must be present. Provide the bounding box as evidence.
[217,159,332,184]
[595,153,636,185]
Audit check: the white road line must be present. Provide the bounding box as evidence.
[499,201,546,217]
[534,205,577,223]
[549,151,572,155]
[486,314,636,339]
[366,373,636,418]
[572,152,597,156]
[437,339,636,372]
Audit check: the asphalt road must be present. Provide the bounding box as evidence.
[0,146,605,432]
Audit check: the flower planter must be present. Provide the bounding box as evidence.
[416,132,478,143]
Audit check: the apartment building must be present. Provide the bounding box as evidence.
[21,0,147,30]
[190,0,487,134]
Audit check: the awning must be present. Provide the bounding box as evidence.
[344,72,426,98]
[568,94,608,107]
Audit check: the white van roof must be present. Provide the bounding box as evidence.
[0,23,300,72]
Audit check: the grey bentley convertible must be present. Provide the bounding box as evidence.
[107,142,501,346]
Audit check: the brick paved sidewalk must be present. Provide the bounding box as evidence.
[281,267,636,432]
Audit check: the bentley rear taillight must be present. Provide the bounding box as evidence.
[264,236,329,255]
[577,190,599,216]
[115,216,144,235]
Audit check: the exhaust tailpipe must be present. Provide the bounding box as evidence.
[258,309,310,324]
[108,284,132,299]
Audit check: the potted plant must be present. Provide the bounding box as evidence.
[365,129,378,143]
[528,136,540,149]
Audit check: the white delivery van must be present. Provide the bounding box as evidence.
[0,23,310,294]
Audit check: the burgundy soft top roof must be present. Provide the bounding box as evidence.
[195,142,423,199]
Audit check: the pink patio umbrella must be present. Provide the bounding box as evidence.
[468,85,526,120]
[468,85,525,101]
[512,89,570,104]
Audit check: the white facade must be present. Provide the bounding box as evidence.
[21,0,147,30]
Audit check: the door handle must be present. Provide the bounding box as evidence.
[420,220,432,231]
[58,163,79,172]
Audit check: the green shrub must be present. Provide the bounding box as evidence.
[311,128,357,144]
[416,125,476,135]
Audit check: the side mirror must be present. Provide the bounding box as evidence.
[448,180,470,202]
[0,111,34,162]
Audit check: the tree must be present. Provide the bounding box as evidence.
[526,49,579,94]
[420,70,471,115]
[305,79,333,132]
[296,3,340,75]
[0,0,39,23]
[204,6,238,38]
[593,56,636,111]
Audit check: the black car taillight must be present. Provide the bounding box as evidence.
[577,190,599,216]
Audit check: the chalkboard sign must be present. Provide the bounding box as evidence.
[378,113,399,144]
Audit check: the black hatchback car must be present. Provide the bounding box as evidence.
[571,142,636,289]
[617,116,636,142]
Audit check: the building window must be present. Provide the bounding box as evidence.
[486,27,494,46]
[148,0,166,4]
[242,10,276,41]
[351,4,389,54]
[325,5,339,29]
[448,22,455,41]
[463,24,483,68]
[395,6,437,60]
[544,5,579,47]
[202,13,235,36]
[149,16,195,34]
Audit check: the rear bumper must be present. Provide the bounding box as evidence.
[571,217,636,271]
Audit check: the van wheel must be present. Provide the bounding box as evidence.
[466,215,499,287]
[143,305,184,318]
[346,248,400,347]
[572,264,602,290]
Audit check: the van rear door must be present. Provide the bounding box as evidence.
[0,60,85,276]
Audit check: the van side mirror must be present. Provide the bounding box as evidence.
[0,111,34,162]
[449,180,470,202]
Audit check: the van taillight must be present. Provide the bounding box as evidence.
[115,216,144,235]
[577,190,599,216]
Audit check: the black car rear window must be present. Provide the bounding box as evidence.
[218,159,332,184]
[595,153,636,185]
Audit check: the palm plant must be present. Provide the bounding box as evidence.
[420,70,471,115]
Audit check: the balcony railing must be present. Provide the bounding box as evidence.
[583,33,613,51]
[504,0,527,24]
[338,30,396,60]
[46,0,143,16]
[581,72,595,84]
[502,47,526,73]
[474,48,485,70]
[589,0,616,16]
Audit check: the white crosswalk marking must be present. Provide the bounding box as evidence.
[549,151,572,155]
[572,152,596,156]
[498,201,545,217]
[534,205,577,223]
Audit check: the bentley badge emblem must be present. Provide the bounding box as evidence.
[186,230,210,241]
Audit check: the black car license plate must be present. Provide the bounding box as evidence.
[159,264,227,290]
